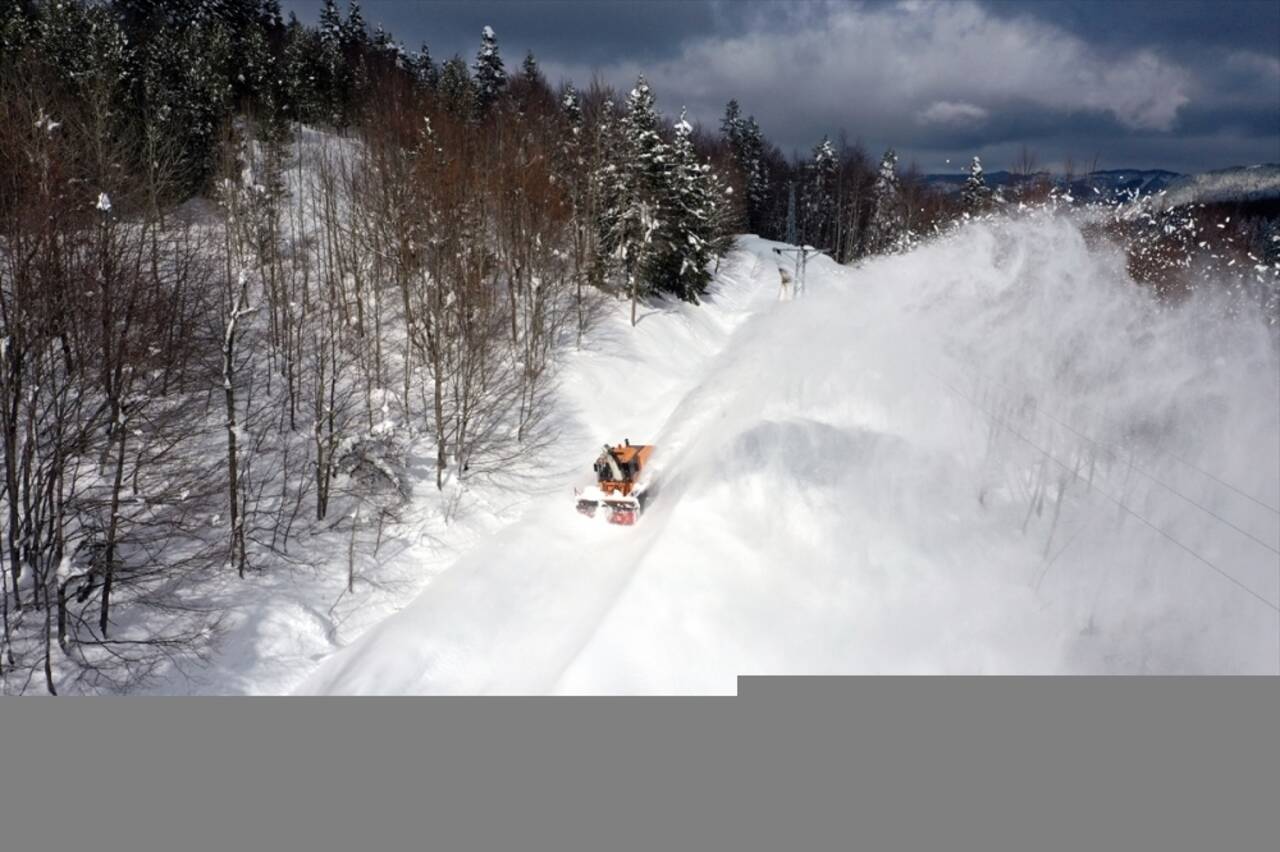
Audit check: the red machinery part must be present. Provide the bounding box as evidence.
[608,507,637,525]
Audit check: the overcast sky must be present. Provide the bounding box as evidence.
[284,0,1280,174]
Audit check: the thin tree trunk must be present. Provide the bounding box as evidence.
[224,281,249,577]
[630,272,638,327]
[43,575,55,694]
[1,524,10,673]
[98,423,128,637]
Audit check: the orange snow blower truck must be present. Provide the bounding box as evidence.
[575,441,654,525]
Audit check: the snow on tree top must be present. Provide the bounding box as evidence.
[482,25,495,39]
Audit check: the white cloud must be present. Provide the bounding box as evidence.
[1226,50,1280,80]
[917,101,989,127]
[541,0,1193,147]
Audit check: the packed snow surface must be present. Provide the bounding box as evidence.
[301,217,1280,693]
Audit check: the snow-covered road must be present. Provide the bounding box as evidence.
[298,238,785,693]
[300,219,1280,693]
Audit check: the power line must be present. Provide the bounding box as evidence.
[937,373,1279,614]
[965,374,1280,554]
[1078,397,1280,516]
[964,365,1279,516]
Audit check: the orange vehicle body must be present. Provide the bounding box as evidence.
[577,441,654,525]
[597,443,653,496]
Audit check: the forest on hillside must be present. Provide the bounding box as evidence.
[0,0,976,693]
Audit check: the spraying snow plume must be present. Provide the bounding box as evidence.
[303,214,1279,694]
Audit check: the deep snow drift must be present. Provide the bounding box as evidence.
[301,215,1280,693]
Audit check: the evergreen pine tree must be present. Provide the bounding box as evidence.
[589,97,621,291]
[36,0,127,102]
[705,166,738,261]
[611,77,669,323]
[741,118,768,230]
[561,83,583,133]
[472,25,505,118]
[342,2,371,113]
[341,0,368,52]
[260,0,284,31]
[221,0,276,105]
[720,100,768,234]
[721,99,743,151]
[866,148,905,255]
[180,14,234,183]
[125,5,234,192]
[666,109,716,302]
[521,50,540,85]
[961,155,992,213]
[438,55,473,118]
[316,0,349,124]
[318,0,342,49]
[282,13,321,123]
[807,136,837,250]
[238,15,276,117]
[412,42,438,90]
[0,1,31,58]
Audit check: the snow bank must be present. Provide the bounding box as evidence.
[301,216,1279,694]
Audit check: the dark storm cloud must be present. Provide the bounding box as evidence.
[284,1,1280,174]
[283,0,757,63]
[987,0,1280,57]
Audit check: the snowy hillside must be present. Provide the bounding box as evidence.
[1069,169,1182,201]
[299,216,1280,694]
[1157,164,1280,208]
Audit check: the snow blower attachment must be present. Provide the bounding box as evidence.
[575,441,654,525]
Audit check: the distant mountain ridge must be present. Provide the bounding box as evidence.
[924,164,1280,207]
[923,168,1181,201]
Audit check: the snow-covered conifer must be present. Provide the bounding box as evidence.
[472,25,506,117]
[316,0,351,124]
[866,148,905,255]
[521,50,540,85]
[341,0,368,51]
[610,77,670,322]
[807,136,838,250]
[664,109,716,301]
[721,100,743,150]
[720,101,768,233]
[961,155,992,212]
[318,0,343,50]
[412,43,438,89]
[562,83,583,133]
[282,14,321,122]
[438,55,473,118]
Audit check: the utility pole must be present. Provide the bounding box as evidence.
[772,243,815,300]
[785,181,797,247]
[772,182,815,300]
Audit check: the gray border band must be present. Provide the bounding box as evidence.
[1,678,1276,851]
